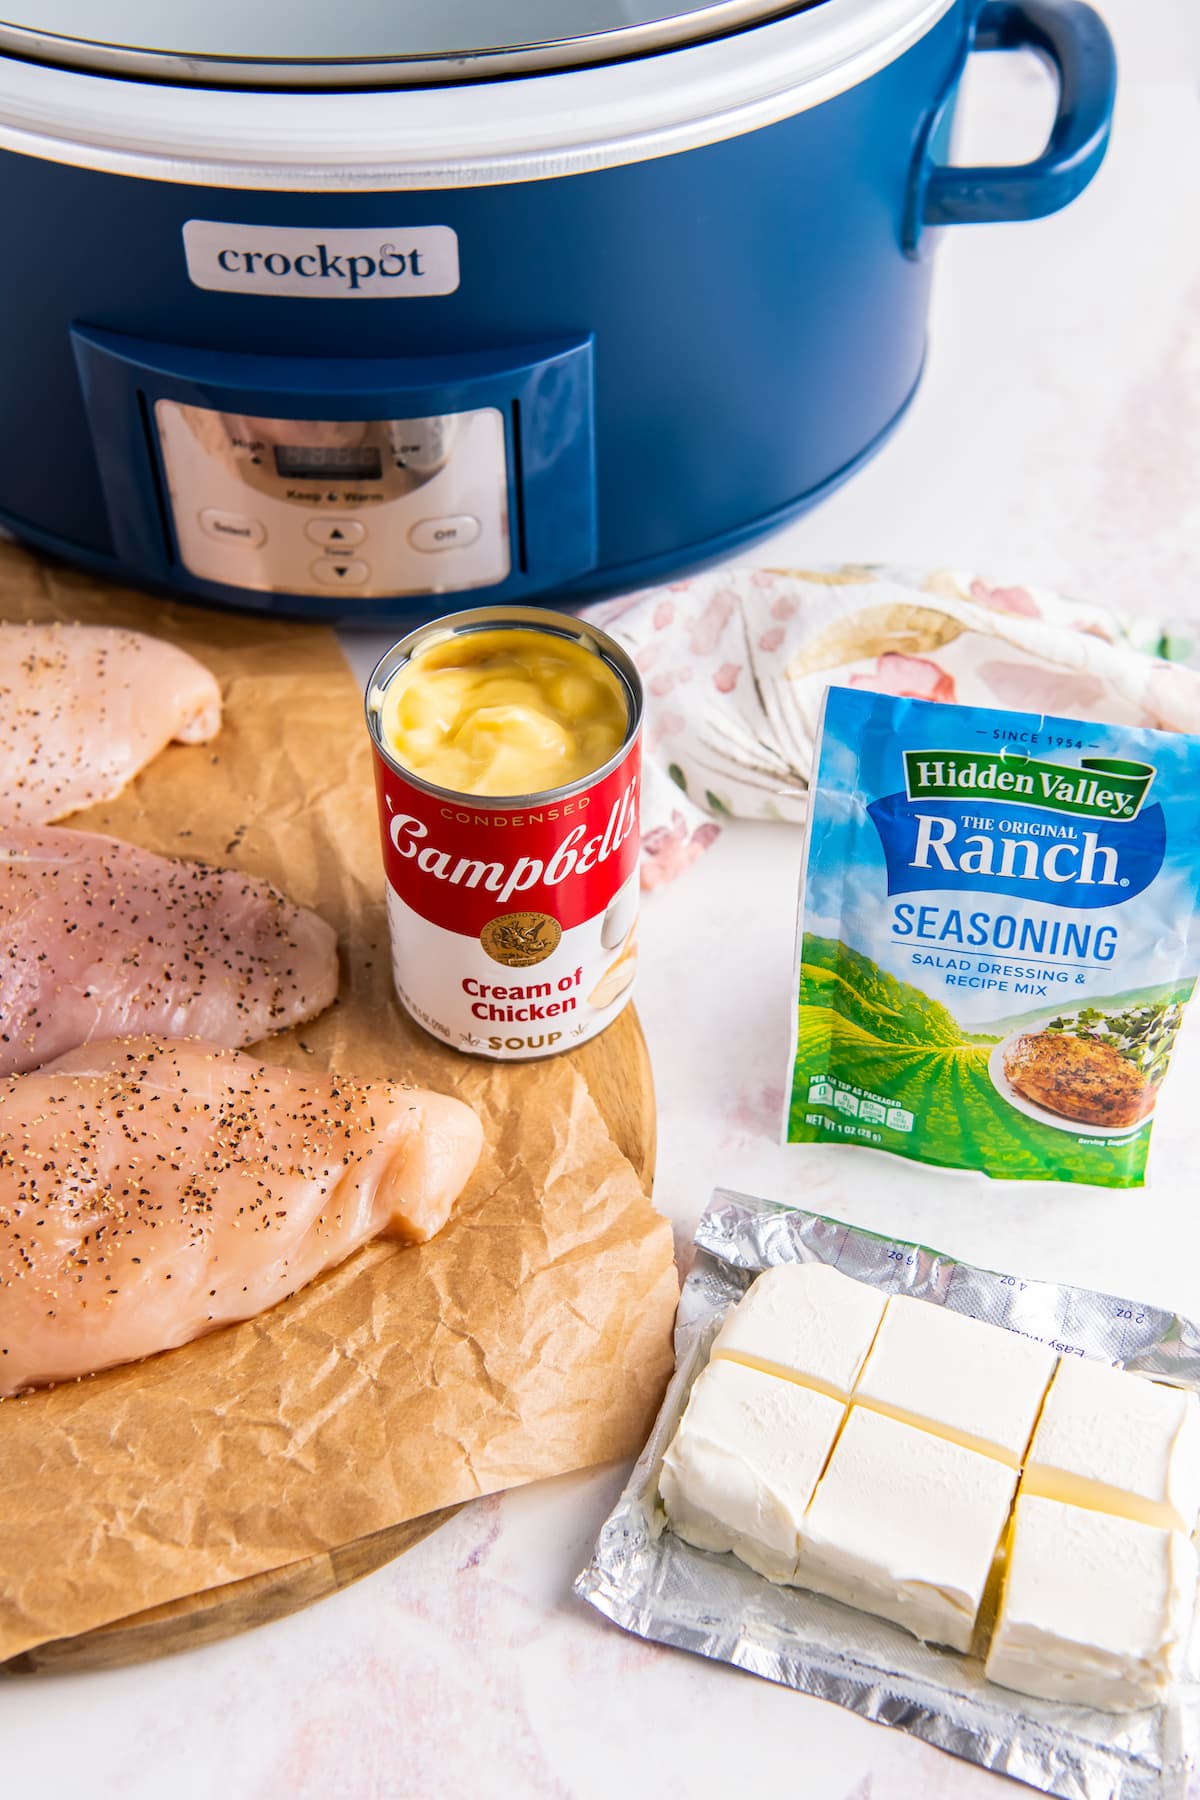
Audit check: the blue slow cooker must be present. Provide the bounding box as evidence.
[0,0,1115,624]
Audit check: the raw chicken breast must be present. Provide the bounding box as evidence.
[0,826,339,1075]
[0,623,221,826]
[0,1036,484,1396]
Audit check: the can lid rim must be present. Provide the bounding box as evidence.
[365,607,643,812]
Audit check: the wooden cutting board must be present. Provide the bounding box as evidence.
[0,543,665,1670]
[4,1000,658,1670]
[4,1006,654,1675]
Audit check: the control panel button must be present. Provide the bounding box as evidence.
[310,558,370,587]
[409,514,482,553]
[199,507,266,547]
[304,517,366,548]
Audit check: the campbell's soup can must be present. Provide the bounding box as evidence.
[366,607,643,1060]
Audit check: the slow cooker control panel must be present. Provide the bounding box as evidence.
[155,401,510,598]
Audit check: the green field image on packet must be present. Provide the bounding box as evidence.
[787,686,1200,1184]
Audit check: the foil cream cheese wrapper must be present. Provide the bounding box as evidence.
[575,1191,1200,1800]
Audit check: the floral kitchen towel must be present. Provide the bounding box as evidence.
[584,565,1200,889]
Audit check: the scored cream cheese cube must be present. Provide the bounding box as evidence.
[985,1495,1198,1712]
[710,1263,886,1401]
[794,1406,1018,1651]
[1023,1356,1200,1535]
[659,1359,845,1582]
[853,1294,1057,1466]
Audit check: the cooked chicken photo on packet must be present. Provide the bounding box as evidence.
[786,688,1200,1183]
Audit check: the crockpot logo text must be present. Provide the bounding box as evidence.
[182,220,461,299]
[216,242,426,291]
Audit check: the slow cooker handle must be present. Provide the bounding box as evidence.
[907,0,1116,249]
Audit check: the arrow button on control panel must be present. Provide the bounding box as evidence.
[310,558,370,587]
[305,517,366,548]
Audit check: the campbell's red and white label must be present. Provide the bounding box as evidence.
[371,739,641,1059]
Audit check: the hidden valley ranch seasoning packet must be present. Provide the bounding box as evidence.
[787,687,1200,1183]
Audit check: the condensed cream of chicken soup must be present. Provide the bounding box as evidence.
[366,608,642,1059]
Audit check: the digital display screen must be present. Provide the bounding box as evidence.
[273,444,382,482]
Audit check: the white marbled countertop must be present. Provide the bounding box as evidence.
[8,3,1200,1794]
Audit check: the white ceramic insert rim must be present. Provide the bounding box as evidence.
[0,0,955,190]
[0,1,827,83]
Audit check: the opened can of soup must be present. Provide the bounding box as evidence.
[366,606,643,1060]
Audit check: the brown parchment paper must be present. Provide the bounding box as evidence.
[0,541,679,1662]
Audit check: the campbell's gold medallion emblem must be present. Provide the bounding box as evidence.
[480,911,562,967]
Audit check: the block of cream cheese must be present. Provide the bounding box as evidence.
[794,1406,1018,1651]
[853,1295,1057,1466]
[710,1263,886,1401]
[1023,1356,1200,1535]
[659,1359,844,1582]
[986,1495,1198,1712]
